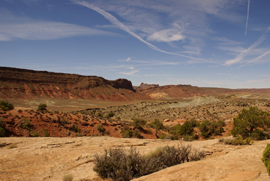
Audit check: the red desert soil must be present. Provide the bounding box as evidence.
[0,108,157,139]
[0,137,269,181]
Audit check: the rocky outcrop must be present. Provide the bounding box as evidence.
[0,67,150,101]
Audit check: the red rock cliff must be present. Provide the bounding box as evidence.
[0,67,150,101]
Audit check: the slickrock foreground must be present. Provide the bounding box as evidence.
[0,137,269,181]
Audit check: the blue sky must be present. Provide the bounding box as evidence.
[1,0,270,88]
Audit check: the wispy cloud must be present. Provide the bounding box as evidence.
[245,0,251,37]
[119,70,139,75]
[182,46,201,55]
[225,28,270,66]
[0,21,117,41]
[147,28,185,42]
[249,50,270,63]
[72,0,203,60]
[120,57,180,66]
[215,37,243,46]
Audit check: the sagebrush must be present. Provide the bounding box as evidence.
[93,144,205,181]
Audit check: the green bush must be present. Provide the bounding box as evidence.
[93,145,205,181]
[132,129,143,139]
[31,131,39,137]
[199,120,211,138]
[209,120,225,136]
[0,127,5,137]
[169,124,181,135]
[220,136,252,145]
[148,119,164,130]
[20,118,32,130]
[251,129,265,140]
[0,117,6,136]
[262,144,270,175]
[106,112,115,118]
[179,121,194,136]
[60,118,69,125]
[37,103,47,111]
[189,119,200,127]
[132,119,147,129]
[159,133,168,139]
[70,123,80,133]
[43,129,50,137]
[122,129,133,138]
[97,112,103,118]
[0,100,14,111]
[62,174,73,181]
[231,106,270,139]
[97,124,105,133]
[169,120,197,139]
[199,120,225,138]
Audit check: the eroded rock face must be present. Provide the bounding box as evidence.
[0,67,149,101]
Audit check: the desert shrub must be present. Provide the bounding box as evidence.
[263,129,270,139]
[122,129,133,138]
[132,129,143,139]
[199,120,211,138]
[132,118,147,129]
[169,121,196,139]
[8,143,17,149]
[147,119,164,130]
[21,118,32,130]
[159,133,167,139]
[169,124,181,135]
[97,124,105,133]
[43,129,50,137]
[60,118,69,125]
[189,148,206,161]
[106,112,115,118]
[37,103,47,111]
[0,100,14,111]
[0,118,6,129]
[93,147,145,181]
[97,112,103,118]
[93,145,205,181]
[262,144,270,175]
[146,144,192,167]
[62,174,73,181]
[189,118,200,127]
[179,121,194,136]
[209,120,225,136]
[199,120,225,138]
[231,106,270,139]
[0,127,5,137]
[220,136,252,145]
[31,131,39,137]
[182,135,194,142]
[251,129,265,140]
[70,123,80,133]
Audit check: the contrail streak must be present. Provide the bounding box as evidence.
[245,0,250,37]
[202,23,210,36]
[72,0,203,60]
[226,27,270,66]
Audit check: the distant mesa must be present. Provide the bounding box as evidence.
[0,66,151,101]
[139,82,159,88]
